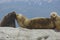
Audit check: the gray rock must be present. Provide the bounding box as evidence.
[0,27,60,40]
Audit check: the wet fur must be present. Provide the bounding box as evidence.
[0,12,16,28]
[50,12,60,30]
[16,14,55,29]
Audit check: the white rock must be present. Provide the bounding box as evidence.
[0,27,60,40]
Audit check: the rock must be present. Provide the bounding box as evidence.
[0,27,60,40]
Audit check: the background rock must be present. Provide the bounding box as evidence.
[0,27,60,40]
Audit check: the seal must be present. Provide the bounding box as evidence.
[0,11,16,28]
[16,14,54,29]
[50,12,60,30]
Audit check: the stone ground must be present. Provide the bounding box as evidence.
[0,27,60,40]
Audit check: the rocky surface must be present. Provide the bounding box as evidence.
[0,27,60,40]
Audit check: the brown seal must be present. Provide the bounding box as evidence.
[16,14,55,29]
[0,11,16,28]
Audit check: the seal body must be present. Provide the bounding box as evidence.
[16,14,54,29]
[27,18,54,29]
[0,12,16,28]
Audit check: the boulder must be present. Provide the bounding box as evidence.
[0,27,60,40]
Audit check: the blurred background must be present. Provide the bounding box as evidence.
[0,0,60,27]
